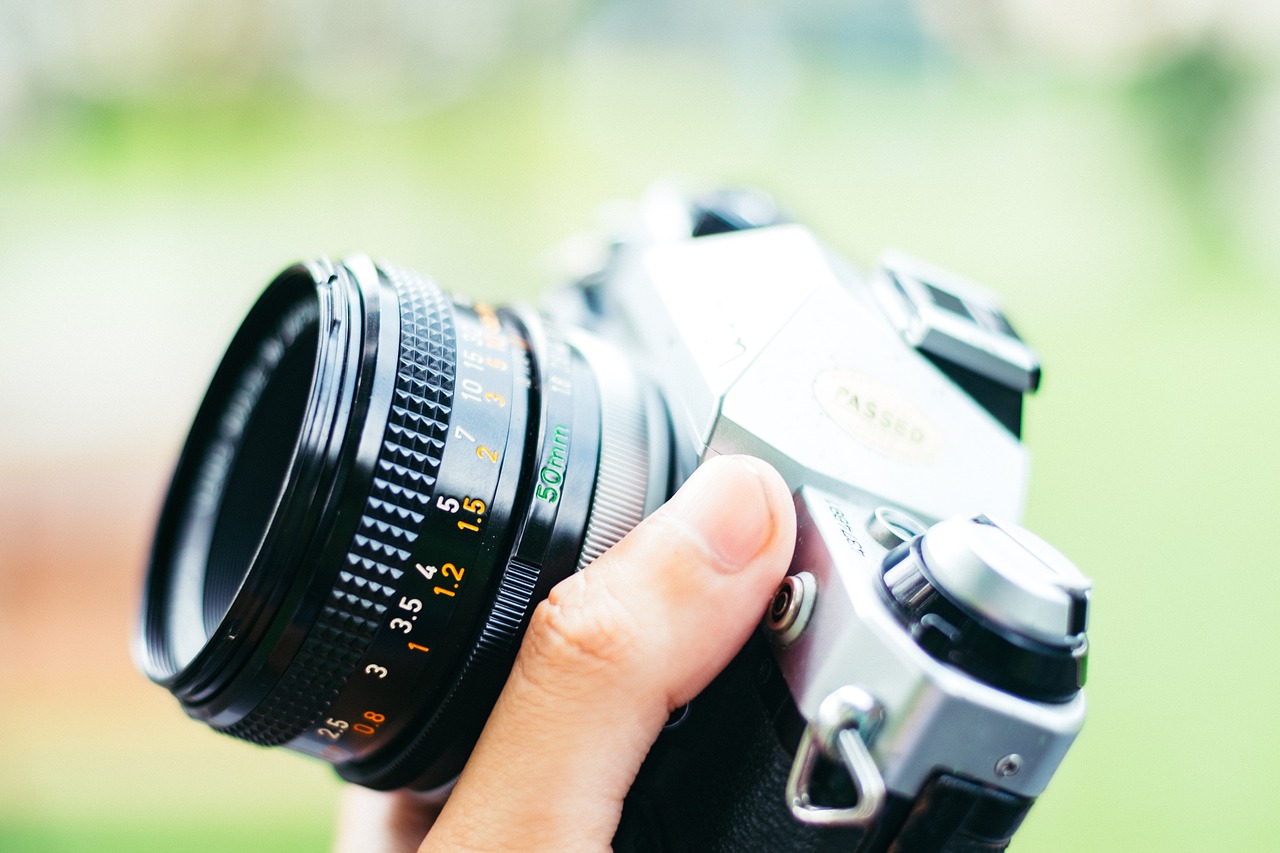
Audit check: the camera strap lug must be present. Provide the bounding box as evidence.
[785,686,887,828]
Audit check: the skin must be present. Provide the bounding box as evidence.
[332,454,797,853]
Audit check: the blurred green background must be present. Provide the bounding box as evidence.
[2,1,1278,850]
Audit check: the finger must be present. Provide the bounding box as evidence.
[420,454,796,853]
[333,785,452,853]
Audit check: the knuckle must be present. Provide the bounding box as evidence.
[523,571,641,678]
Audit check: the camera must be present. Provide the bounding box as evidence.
[136,187,1090,852]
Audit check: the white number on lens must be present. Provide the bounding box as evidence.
[365,664,389,679]
[399,597,422,613]
[326,718,349,730]
[416,563,438,579]
[389,618,413,634]
[436,496,459,513]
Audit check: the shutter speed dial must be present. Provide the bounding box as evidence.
[923,515,1090,646]
[881,514,1090,703]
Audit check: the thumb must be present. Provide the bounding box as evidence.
[420,454,796,853]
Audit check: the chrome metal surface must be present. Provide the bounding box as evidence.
[786,686,887,828]
[766,571,817,647]
[868,506,925,550]
[773,488,1086,799]
[994,754,1023,778]
[872,250,1041,393]
[921,514,1091,646]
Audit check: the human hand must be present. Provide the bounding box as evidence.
[333,454,797,853]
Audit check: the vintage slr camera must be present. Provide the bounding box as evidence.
[137,188,1090,852]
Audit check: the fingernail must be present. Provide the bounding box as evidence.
[668,455,782,573]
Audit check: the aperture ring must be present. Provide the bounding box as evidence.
[336,317,601,790]
[223,262,455,745]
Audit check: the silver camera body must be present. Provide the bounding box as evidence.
[551,188,1090,846]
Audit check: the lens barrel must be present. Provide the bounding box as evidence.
[138,256,671,790]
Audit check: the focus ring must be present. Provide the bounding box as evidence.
[224,263,456,745]
[576,339,653,570]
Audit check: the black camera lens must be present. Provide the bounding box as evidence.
[138,256,672,790]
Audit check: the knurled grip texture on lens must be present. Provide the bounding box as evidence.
[351,552,545,787]
[575,343,652,571]
[224,264,455,746]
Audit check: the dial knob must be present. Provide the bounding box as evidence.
[922,515,1090,647]
[881,515,1090,702]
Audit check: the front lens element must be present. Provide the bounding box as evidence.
[203,306,318,640]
